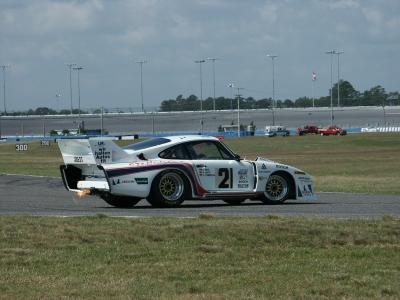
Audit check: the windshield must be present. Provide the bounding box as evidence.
[124,138,171,151]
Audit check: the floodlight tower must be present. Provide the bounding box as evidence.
[206,58,219,111]
[195,59,206,134]
[325,50,335,126]
[266,54,278,126]
[55,93,62,112]
[335,50,344,107]
[73,66,83,116]
[1,65,10,115]
[136,60,147,112]
[236,87,244,137]
[66,63,76,115]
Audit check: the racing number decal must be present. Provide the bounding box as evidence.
[217,168,233,188]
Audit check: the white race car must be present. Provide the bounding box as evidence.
[58,135,316,207]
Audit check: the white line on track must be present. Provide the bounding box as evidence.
[0,173,60,179]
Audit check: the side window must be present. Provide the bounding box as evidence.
[186,141,230,160]
[159,144,190,160]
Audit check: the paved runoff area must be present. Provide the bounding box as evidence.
[1,174,399,218]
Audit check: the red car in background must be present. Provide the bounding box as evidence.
[297,125,319,135]
[318,126,347,136]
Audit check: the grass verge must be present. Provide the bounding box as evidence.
[0,215,399,299]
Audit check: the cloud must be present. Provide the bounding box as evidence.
[0,0,103,36]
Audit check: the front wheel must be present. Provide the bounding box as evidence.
[101,194,141,208]
[261,174,291,204]
[147,170,189,207]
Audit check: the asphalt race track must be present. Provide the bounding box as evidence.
[1,106,400,136]
[1,174,399,218]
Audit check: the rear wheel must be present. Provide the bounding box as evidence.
[101,194,141,208]
[261,174,291,204]
[223,199,246,205]
[147,170,189,207]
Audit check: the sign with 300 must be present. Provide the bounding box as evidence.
[15,144,28,151]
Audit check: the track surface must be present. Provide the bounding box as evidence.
[1,174,399,218]
[2,107,400,136]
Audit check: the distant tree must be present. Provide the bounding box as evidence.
[283,99,294,108]
[332,80,359,106]
[35,107,57,115]
[295,97,313,108]
[361,85,387,106]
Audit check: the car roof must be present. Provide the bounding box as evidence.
[164,135,220,143]
[123,135,220,154]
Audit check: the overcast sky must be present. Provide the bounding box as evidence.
[0,0,399,111]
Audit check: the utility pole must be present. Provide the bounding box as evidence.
[236,87,244,137]
[195,59,205,134]
[266,54,278,126]
[206,58,218,111]
[73,66,83,117]
[325,51,335,126]
[1,65,10,115]
[66,63,76,115]
[136,60,147,112]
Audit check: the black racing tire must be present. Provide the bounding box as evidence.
[261,173,292,205]
[147,170,190,208]
[223,199,246,205]
[101,194,141,208]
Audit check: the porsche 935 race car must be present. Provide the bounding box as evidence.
[58,135,316,207]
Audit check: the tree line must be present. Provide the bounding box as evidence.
[160,81,399,111]
[2,80,399,115]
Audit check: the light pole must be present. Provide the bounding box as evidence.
[266,54,278,126]
[335,50,344,107]
[66,63,76,115]
[312,72,317,108]
[206,58,218,111]
[55,93,61,112]
[325,50,335,126]
[136,60,147,112]
[228,83,235,123]
[195,59,205,134]
[236,87,244,137]
[1,65,10,115]
[73,66,83,116]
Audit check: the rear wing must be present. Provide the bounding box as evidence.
[58,138,135,165]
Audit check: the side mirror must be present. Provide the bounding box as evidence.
[234,154,241,161]
[137,153,147,161]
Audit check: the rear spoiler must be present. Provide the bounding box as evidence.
[58,138,135,165]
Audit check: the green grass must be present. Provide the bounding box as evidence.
[1,133,400,194]
[0,216,399,299]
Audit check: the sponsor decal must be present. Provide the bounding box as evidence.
[294,170,306,175]
[238,169,248,175]
[259,163,271,174]
[237,168,249,188]
[94,146,112,164]
[135,177,149,185]
[276,164,288,169]
[74,156,83,163]
[298,184,313,197]
[298,176,312,182]
[196,165,214,176]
